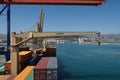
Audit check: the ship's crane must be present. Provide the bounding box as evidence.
[15,32,100,38]
[11,30,101,75]
[13,31,101,48]
[36,10,44,48]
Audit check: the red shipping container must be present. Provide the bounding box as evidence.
[34,57,49,80]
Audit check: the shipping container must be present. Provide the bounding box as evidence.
[43,52,56,57]
[4,61,11,74]
[0,75,10,80]
[19,51,33,63]
[5,51,33,74]
[14,66,34,80]
[19,63,27,71]
[46,46,56,53]
[7,75,16,80]
[4,61,27,74]
[43,46,56,57]
[19,46,30,52]
[34,57,49,80]
[46,57,58,80]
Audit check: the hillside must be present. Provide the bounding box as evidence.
[0,33,7,40]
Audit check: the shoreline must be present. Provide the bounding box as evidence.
[73,41,120,45]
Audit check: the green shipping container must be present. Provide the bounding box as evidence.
[25,69,34,80]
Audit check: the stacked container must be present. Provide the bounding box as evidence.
[19,46,30,52]
[46,57,58,80]
[19,51,33,71]
[4,51,33,74]
[19,51,33,63]
[43,46,56,57]
[34,57,49,80]
[34,57,58,80]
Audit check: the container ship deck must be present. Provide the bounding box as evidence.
[0,45,58,80]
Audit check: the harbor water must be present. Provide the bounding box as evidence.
[55,42,120,80]
[1,42,120,80]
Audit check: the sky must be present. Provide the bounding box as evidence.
[0,0,120,34]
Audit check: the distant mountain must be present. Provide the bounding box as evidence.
[101,34,120,42]
[102,34,120,38]
[0,33,7,40]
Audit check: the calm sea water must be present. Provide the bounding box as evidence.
[1,42,120,80]
[54,42,120,80]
